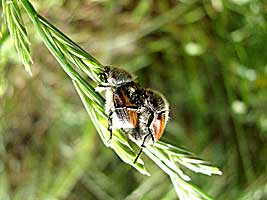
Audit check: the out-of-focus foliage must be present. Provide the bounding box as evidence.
[0,0,267,200]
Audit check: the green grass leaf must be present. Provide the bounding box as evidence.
[2,0,32,75]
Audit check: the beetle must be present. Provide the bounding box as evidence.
[131,89,169,163]
[96,66,169,163]
[96,66,142,142]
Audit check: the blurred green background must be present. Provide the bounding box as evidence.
[1,0,267,199]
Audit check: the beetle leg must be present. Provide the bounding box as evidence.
[133,133,151,164]
[134,111,156,164]
[108,106,138,143]
[107,110,113,144]
[95,84,110,92]
[146,111,155,143]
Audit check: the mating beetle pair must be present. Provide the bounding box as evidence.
[96,67,169,163]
